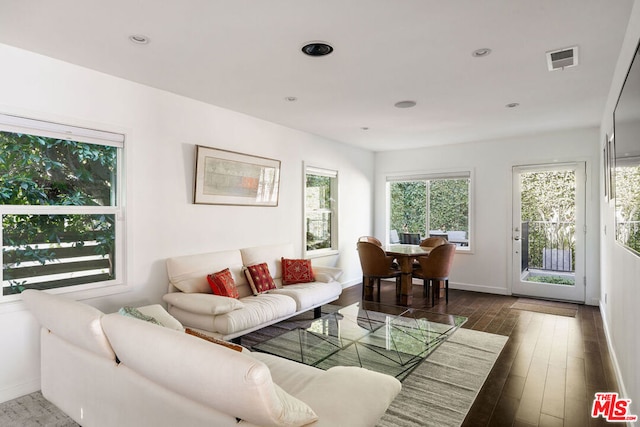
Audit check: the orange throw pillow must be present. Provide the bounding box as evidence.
[207,268,240,299]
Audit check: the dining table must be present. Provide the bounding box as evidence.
[383,244,432,306]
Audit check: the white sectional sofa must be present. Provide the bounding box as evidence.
[22,289,402,427]
[163,243,343,340]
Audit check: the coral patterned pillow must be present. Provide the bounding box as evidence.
[207,268,240,299]
[244,263,277,295]
[281,258,315,285]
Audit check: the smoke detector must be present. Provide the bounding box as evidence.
[546,46,578,71]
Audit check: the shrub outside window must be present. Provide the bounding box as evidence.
[304,165,338,256]
[0,114,124,300]
[388,171,472,250]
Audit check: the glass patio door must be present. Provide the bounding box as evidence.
[511,163,585,302]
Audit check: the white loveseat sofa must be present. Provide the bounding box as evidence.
[22,289,401,427]
[163,243,343,340]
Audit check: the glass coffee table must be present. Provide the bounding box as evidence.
[252,302,467,381]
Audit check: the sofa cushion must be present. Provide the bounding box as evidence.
[245,263,277,295]
[295,366,402,427]
[213,293,297,335]
[241,243,295,280]
[207,268,240,298]
[166,249,248,295]
[21,289,115,360]
[163,292,244,315]
[281,258,315,285]
[101,314,317,426]
[269,281,343,311]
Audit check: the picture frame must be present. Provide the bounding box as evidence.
[603,133,609,200]
[608,133,616,201]
[194,145,281,206]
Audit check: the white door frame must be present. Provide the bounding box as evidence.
[511,162,586,303]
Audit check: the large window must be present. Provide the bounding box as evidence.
[0,114,124,300]
[304,165,338,256]
[388,171,471,249]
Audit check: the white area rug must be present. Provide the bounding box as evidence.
[377,327,508,427]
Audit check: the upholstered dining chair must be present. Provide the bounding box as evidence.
[411,236,448,269]
[419,236,448,247]
[358,235,383,246]
[357,241,400,298]
[412,243,456,305]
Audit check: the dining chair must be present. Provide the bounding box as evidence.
[412,243,456,305]
[357,241,400,298]
[410,236,448,269]
[419,236,448,247]
[358,235,383,246]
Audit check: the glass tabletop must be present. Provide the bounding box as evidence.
[251,302,467,381]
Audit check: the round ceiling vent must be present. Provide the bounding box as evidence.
[301,42,334,57]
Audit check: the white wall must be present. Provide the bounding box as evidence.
[0,43,374,403]
[599,0,640,415]
[374,127,601,303]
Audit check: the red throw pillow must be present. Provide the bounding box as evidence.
[281,258,315,285]
[207,268,240,299]
[244,263,277,295]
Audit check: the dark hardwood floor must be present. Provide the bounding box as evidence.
[334,283,619,427]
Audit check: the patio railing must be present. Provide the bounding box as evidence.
[521,221,575,273]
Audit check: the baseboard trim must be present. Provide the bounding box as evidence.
[599,301,634,425]
[0,378,40,405]
[449,281,510,296]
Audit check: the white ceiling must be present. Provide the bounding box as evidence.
[0,0,635,152]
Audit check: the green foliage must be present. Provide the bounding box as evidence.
[305,174,333,250]
[526,275,575,286]
[520,170,576,270]
[1,131,118,289]
[0,132,116,206]
[615,165,640,253]
[390,181,426,235]
[430,179,469,232]
[390,179,469,237]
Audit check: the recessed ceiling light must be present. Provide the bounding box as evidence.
[506,102,520,108]
[361,127,370,131]
[394,100,417,108]
[472,48,492,58]
[129,34,150,44]
[301,42,333,57]
[284,96,298,102]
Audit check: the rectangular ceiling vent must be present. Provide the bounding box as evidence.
[546,46,579,71]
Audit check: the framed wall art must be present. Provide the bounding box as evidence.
[194,145,281,206]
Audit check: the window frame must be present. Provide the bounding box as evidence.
[303,163,339,258]
[0,113,126,304]
[386,169,474,253]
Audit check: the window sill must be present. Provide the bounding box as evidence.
[305,249,339,259]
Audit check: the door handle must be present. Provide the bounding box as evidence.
[514,236,520,241]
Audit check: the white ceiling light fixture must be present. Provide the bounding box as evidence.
[472,48,492,58]
[284,96,298,102]
[394,100,417,108]
[546,46,579,71]
[506,102,520,108]
[129,34,150,45]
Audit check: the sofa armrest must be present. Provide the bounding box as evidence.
[312,266,343,283]
[163,293,244,315]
